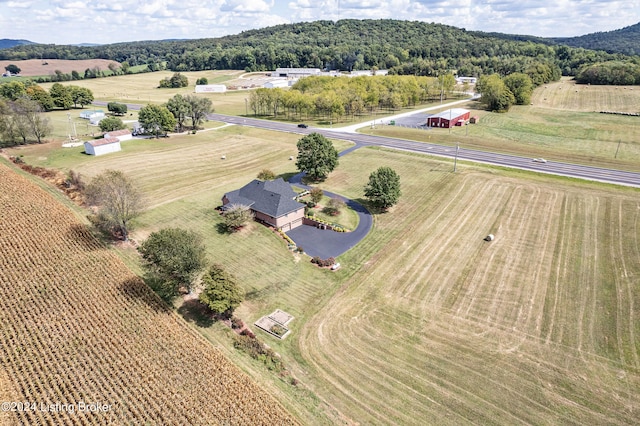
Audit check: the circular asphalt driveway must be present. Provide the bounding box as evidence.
[286,172,373,259]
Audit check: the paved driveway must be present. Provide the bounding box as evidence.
[286,172,373,259]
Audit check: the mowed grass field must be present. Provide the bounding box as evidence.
[4,76,640,423]
[297,148,640,424]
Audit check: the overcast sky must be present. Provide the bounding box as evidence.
[1,0,639,45]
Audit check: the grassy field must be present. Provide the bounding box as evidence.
[295,148,640,424]
[4,76,640,424]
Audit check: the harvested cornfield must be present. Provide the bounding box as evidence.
[0,162,298,425]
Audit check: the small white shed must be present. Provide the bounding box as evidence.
[80,110,105,120]
[104,129,132,142]
[84,138,121,156]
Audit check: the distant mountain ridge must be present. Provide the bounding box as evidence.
[0,39,35,49]
[551,22,640,56]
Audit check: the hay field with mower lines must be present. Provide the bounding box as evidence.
[299,148,640,424]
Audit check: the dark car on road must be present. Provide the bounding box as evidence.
[297,123,308,128]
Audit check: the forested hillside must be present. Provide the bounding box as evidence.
[0,20,633,78]
[552,22,640,56]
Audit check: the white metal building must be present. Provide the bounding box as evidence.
[84,138,121,156]
[195,84,227,93]
[271,68,321,78]
[263,79,290,88]
[80,110,105,120]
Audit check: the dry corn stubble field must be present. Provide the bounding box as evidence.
[0,161,299,425]
[297,148,640,425]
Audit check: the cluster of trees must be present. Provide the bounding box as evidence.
[159,72,188,88]
[138,228,244,313]
[576,61,640,85]
[250,74,456,122]
[0,81,94,111]
[0,97,52,146]
[85,170,244,313]
[0,80,94,146]
[476,63,559,112]
[137,93,213,136]
[0,20,629,79]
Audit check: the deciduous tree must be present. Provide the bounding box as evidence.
[138,104,176,138]
[49,83,73,110]
[85,170,145,240]
[70,86,94,108]
[257,169,276,180]
[98,116,126,133]
[199,264,244,316]
[4,64,20,75]
[185,95,213,129]
[364,166,401,210]
[107,102,128,116]
[295,133,339,181]
[476,74,514,112]
[309,187,323,204]
[166,94,190,132]
[138,228,207,300]
[503,73,533,105]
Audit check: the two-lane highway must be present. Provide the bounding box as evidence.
[207,112,640,188]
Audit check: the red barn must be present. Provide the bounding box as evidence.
[426,108,471,128]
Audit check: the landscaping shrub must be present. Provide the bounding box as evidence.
[311,257,335,267]
[233,334,283,372]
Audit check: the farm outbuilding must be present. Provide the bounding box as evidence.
[80,110,105,120]
[104,129,132,142]
[195,84,227,93]
[84,138,121,156]
[263,79,290,88]
[426,108,471,128]
[271,68,321,78]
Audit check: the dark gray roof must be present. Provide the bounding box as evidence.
[223,178,304,218]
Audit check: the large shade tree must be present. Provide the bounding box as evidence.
[364,166,401,210]
[85,170,145,240]
[138,103,176,138]
[295,132,339,181]
[138,228,207,301]
[476,74,515,112]
[185,95,213,129]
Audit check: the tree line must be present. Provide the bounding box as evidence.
[248,74,458,122]
[0,20,632,79]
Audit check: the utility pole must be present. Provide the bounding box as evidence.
[453,143,459,172]
[615,139,621,158]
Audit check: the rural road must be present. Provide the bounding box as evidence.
[91,100,640,187]
[206,112,640,188]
